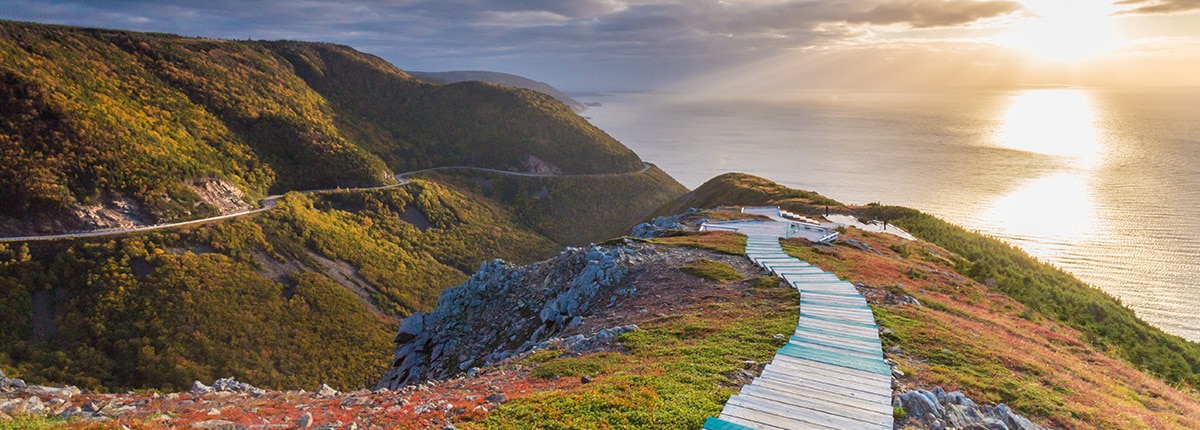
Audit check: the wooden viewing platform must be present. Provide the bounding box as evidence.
[702,207,894,430]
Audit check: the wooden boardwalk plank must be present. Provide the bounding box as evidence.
[703,416,762,430]
[726,395,889,430]
[762,357,892,393]
[714,222,893,429]
[789,335,883,356]
[721,404,837,430]
[778,344,892,376]
[745,376,893,415]
[755,369,892,404]
[796,329,883,348]
[739,386,893,427]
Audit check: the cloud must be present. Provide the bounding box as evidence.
[1115,0,1200,15]
[0,0,1027,89]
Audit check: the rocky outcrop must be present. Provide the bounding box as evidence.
[629,208,703,238]
[378,244,649,389]
[896,387,1044,430]
[187,178,252,215]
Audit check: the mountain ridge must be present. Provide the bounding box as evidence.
[0,20,650,236]
[408,70,586,113]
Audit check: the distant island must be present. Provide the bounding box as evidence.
[409,70,586,113]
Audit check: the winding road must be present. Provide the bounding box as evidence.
[0,163,655,243]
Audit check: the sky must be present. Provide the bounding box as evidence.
[3,0,1200,92]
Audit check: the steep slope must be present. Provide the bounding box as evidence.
[0,179,560,392]
[420,165,687,245]
[270,42,641,174]
[647,172,842,220]
[0,20,649,235]
[657,174,1200,393]
[409,70,586,113]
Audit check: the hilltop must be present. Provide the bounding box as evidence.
[1,19,1199,430]
[0,20,649,235]
[408,71,586,113]
[4,198,1199,428]
[0,20,685,397]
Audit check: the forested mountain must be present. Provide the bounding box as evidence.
[0,21,645,235]
[0,20,685,393]
[408,70,586,112]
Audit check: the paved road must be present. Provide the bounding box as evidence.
[0,163,654,242]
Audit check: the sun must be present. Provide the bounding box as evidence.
[992,0,1120,62]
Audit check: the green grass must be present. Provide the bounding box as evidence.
[874,305,1071,420]
[470,287,800,429]
[645,231,746,255]
[649,172,843,220]
[865,204,1200,389]
[0,20,650,230]
[0,415,64,429]
[679,259,743,282]
[0,180,560,393]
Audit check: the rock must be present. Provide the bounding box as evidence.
[315,384,338,397]
[886,346,902,355]
[892,368,905,379]
[897,388,1044,430]
[58,406,84,419]
[443,425,458,430]
[580,375,593,384]
[296,412,314,428]
[82,400,106,413]
[191,380,215,395]
[210,377,266,395]
[190,420,245,430]
[900,295,922,306]
[899,390,943,421]
[484,393,507,405]
[880,327,896,336]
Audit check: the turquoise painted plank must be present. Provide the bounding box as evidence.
[794,324,882,344]
[800,313,878,328]
[789,336,883,357]
[777,344,892,376]
[801,299,872,310]
[703,416,759,430]
[800,290,865,298]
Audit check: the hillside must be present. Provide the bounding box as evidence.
[4,205,1199,428]
[657,173,1200,391]
[409,71,586,113]
[0,20,647,235]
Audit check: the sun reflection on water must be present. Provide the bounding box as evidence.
[995,89,1102,166]
[982,89,1107,257]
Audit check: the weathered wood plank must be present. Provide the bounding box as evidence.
[721,404,837,430]
[754,369,892,405]
[766,356,893,390]
[727,395,890,430]
[744,377,893,416]
[746,372,892,413]
[788,335,883,358]
[738,386,893,427]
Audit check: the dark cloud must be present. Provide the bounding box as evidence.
[0,0,1025,89]
[1115,0,1200,14]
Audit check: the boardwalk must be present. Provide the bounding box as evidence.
[703,207,894,430]
[700,207,839,244]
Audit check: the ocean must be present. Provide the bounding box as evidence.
[582,88,1200,343]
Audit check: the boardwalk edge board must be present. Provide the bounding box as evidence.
[703,207,894,429]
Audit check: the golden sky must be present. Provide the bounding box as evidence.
[3,0,1199,90]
